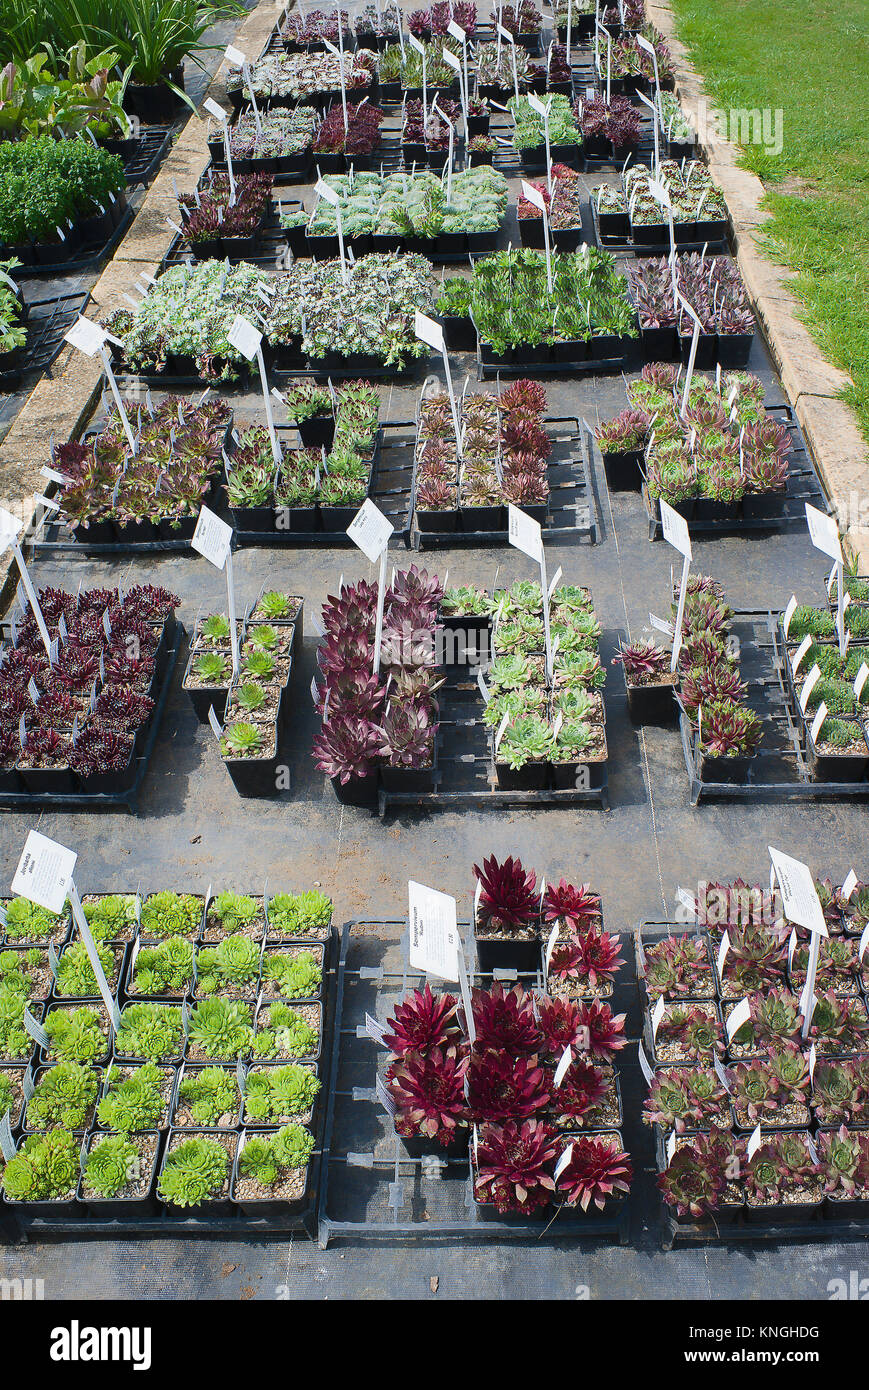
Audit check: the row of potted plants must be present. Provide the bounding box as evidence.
[225,379,380,532]
[415,377,551,530]
[226,48,379,107]
[610,158,728,246]
[0,583,179,796]
[629,252,756,366]
[467,244,637,363]
[0,258,27,381]
[594,24,674,94]
[106,252,438,380]
[176,171,272,259]
[517,162,585,248]
[54,393,233,543]
[484,577,608,788]
[311,564,444,806]
[0,134,126,262]
[182,589,302,797]
[779,593,869,781]
[299,166,508,255]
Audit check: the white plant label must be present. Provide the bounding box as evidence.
[553,1142,574,1182]
[788,928,797,974]
[507,504,543,562]
[768,847,828,937]
[649,613,674,637]
[746,1124,762,1160]
[651,995,665,1040]
[547,566,563,599]
[791,634,812,675]
[859,923,869,963]
[854,663,869,701]
[476,670,490,703]
[192,506,232,570]
[494,711,510,749]
[666,1131,676,1164]
[544,921,559,973]
[805,502,842,562]
[63,316,107,356]
[659,498,692,559]
[12,831,76,915]
[809,701,828,744]
[782,595,798,638]
[716,931,730,975]
[227,315,262,361]
[346,499,393,563]
[842,869,859,901]
[799,664,821,714]
[414,309,446,353]
[208,706,224,740]
[408,881,460,981]
[375,1073,396,1116]
[553,1046,572,1089]
[23,1007,50,1047]
[726,997,751,1041]
[0,1111,14,1161]
[713,1054,732,1094]
[637,1040,655,1085]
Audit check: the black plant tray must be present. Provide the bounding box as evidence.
[316,921,631,1247]
[409,414,597,548]
[121,127,173,186]
[0,290,91,391]
[0,630,181,813]
[163,205,288,270]
[0,929,339,1244]
[643,404,831,539]
[474,331,636,379]
[377,666,609,814]
[589,199,730,256]
[13,204,135,280]
[678,609,869,805]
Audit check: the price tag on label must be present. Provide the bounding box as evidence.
[0,1111,15,1161]
[226,315,262,361]
[346,499,393,563]
[544,921,559,973]
[659,498,692,558]
[805,502,842,562]
[768,847,828,937]
[408,881,460,981]
[788,928,797,974]
[442,46,461,72]
[192,506,232,570]
[666,1131,677,1164]
[859,923,869,963]
[12,831,76,915]
[507,504,543,562]
[725,997,751,1041]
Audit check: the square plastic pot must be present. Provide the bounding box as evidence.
[474,932,541,974]
[159,1128,237,1216]
[78,1131,163,1218]
[222,737,281,798]
[330,771,379,808]
[494,758,548,790]
[625,680,677,726]
[230,1129,312,1218]
[602,448,643,491]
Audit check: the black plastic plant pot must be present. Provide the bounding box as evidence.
[582,135,609,160]
[743,1195,824,1226]
[435,230,466,255]
[602,448,643,491]
[598,209,630,238]
[416,506,460,532]
[695,217,727,245]
[439,313,476,352]
[466,229,498,253]
[313,151,344,174]
[230,1130,312,1218]
[397,1124,469,1160]
[380,758,436,793]
[0,765,22,792]
[632,220,668,248]
[306,230,339,258]
[190,237,223,260]
[805,726,869,784]
[626,680,677,726]
[824,1191,869,1221]
[277,503,319,532]
[229,504,274,534]
[667,138,695,161]
[673,218,696,246]
[78,1132,163,1219]
[640,324,678,361]
[680,333,717,369]
[520,340,552,365]
[221,233,259,260]
[160,1128,237,1216]
[551,337,587,363]
[78,206,114,244]
[551,752,606,790]
[589,333,620,361]
[697,752,751,785]
[518,145,548,171]
[3,1182,80,1219]
[320,504,363,532]
[331,771,379,808]
[478,340,512,366]
[474,1189,553,1224]
[123,75,182,123]
[693,496,741,523]
[18,764,76,796]
[468,148,494,167]
[716,332,754,368]
[494,758,548,790]
[518,216,546,249]
[70,518,114,545]
[742,488,786,521]
[475,931,541,974]
[461,502,504,532]
[112,516,160,544]
[223,742,280,798]
[74,744,137,796]
[466,114,490,136]
[297,414,335,449]
[402,141,427,164]
[157,513,198,541]
[610,141,639,166]
[552,226,584,252]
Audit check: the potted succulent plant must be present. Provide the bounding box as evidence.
[472,853,541,972]
[612,641,676,725]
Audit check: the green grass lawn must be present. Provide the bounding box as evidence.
[670,0,869,450]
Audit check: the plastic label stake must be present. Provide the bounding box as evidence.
[805,502,845,656]
[507,505,554,680]
[347,500,394,672]
[441,46,466,122]
[521,180,552,294]
[415,311,461,449]
[192,505,239,676]
[0,508,52,657]
[447,19,470,120]
[659,500,692,671]
[64,317,137,455]
[227,315,282,464]
[314,178,349,284]
[225,45,262,135]
[527,92,553,192]
[496,23,520,101]
[203,97,236,203]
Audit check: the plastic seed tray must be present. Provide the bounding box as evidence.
[122,127,174,187]
[588,199,731,257]
[316,920,631,1247]
[0,627,181,813]
[678,610,869,804]
[14,204,135,280]
[0,291,91,392]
